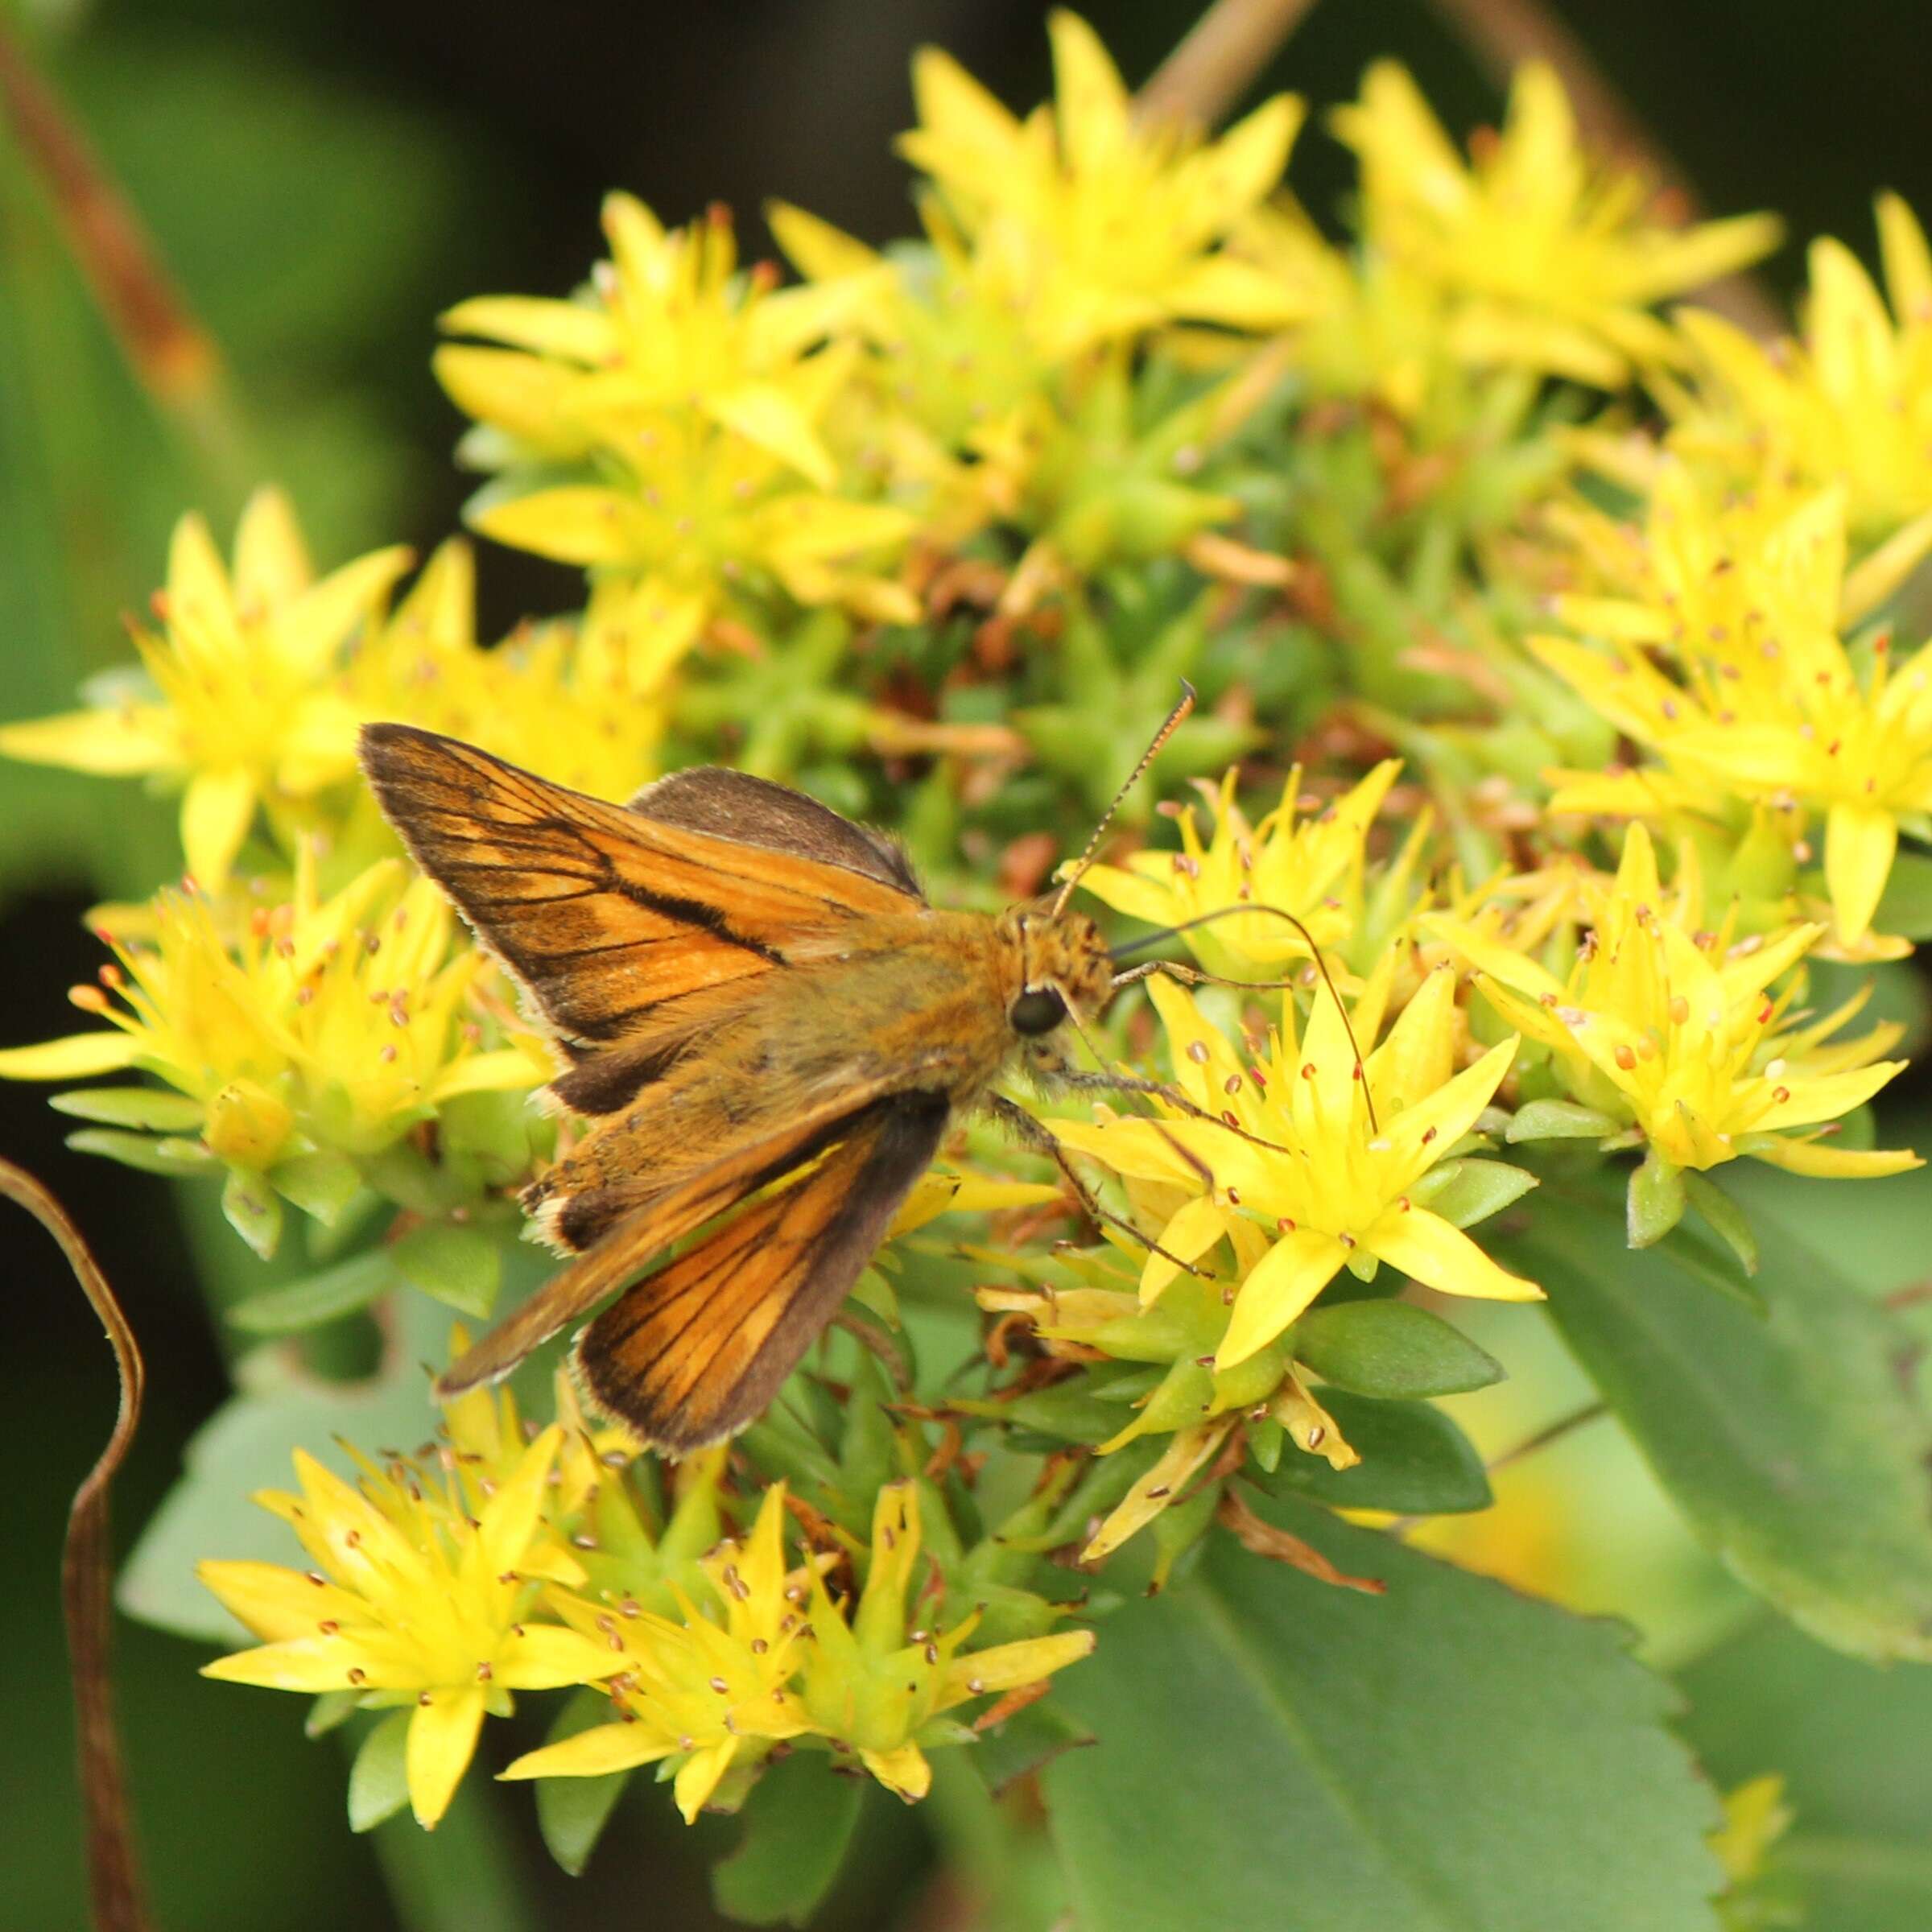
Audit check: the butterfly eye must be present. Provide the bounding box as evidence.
[1009,987,1067,1037]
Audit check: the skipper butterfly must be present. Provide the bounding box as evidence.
[359,692,1208,1452]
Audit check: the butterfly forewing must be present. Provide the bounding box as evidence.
[359,724,918,1054]
[574,1090,950,1452]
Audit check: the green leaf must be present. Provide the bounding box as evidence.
[272,1150,365,1226]
[1682,1171,1759,1278]
[1500,1179,1932,1662]
[1264,1389,1491,1514]
[712,1751,864,1927]
[64,1126,214,1177]
[221,1164,285,1257]
[1296,1301,1504,1399]
[50,1084,205,1130]
[226,1249,396,1335]
[1046,1499,1724,1931]
[1628,1150,1686,1248]
[348,1709,413,1834]
[534,1688,632,1877]
[973,1699,1095,1798]
[392,1220,502,1317]
[306,1689,361,1739]
[1681,1617,1932,1931]
[120,1293,449,1641]
[1873,848,1932,938]
[1410,1155,1537,1228]
[1506,1098,1620,1143]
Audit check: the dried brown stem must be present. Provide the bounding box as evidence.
[0,19,250,479]
[0,1160,151,1932]
[1136,0,1322,130]
[1423,0,1782,337]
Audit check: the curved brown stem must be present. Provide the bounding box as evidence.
[1137,0,1323,130]
[0,1159,151,1932]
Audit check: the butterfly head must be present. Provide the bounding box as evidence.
[1000,907,1113,1044]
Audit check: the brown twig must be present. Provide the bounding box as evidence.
[0,1159,151,1932]
[1136,0,1323,130]
[0,18,250,484]
[1422,0,1782,337]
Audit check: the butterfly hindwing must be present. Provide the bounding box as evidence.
[433,1080,910,1397]
[630,767,923,899]
[573,1089,951,1453]
[359,724,918,1055]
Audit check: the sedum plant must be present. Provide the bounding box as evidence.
[8,10,1932,1928]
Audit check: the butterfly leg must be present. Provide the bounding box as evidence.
[985,1093,1209,1277]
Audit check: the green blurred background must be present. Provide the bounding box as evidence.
[5,2,1932,1927]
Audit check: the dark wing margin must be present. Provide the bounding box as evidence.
[572,1090,949,1453]
[630,767,923,901]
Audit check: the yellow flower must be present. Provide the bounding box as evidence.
[0,847,543,1188]
[1055,968,1541,1375]
[198,1427,612,1830]
[897,10,1305,361]
[1075,761,1405,980]
[436,195,915,623]
[1425,824,1918,1183]
[796,1482,1094,1802]
[504,1483,1093,1818]
[1671,194,1932,539]
[502,1484,815,1823]
[1231,207,1450,418]
[1332,62,1777,388]
[1534,481,1932,941]
[347,543,703,806]
[0,489,408,886]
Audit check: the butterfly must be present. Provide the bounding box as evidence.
[358,693,1208,1455]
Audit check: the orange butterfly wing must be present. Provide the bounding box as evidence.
[572,1090,950,1453]
[433,1075,912,1397]
[358,724,919,1059]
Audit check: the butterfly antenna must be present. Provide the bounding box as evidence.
[1050,682,1195,919]
[1111,902,1378,1133]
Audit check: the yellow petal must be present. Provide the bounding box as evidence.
[427,1048,547,1104]
[1217,1224,1348,1369]
[701,383,836,489]
[1140,1194,1228,1304]
[1082,1419,1233,1563]
[1381,1036,1520,1194]
[673,1739,741,1823]
[1049,10,1132,174]
[431,346,595,456]
[233,488,313,614]
[1824,803,1898,944]
[473,487,653,566]
[440,295,618,365]
[939,1629,1095,1707]
[502,1720,675,1781]
[767,200,881,280]
[195,1558,361,1642]
[408,1687,489,1830]
[1746,1136,1922,1179]
[200,1637,380,1693]
[167,510,237,638]
[494,1623,617,1690]
[0,706,178,776]
[1752,1060,1908,1132]
[279,545,412,682]
[860,1741,932,1804]
[1361,1204,1543,1302]
[180,767,258,890]
[0,1031,139,1080]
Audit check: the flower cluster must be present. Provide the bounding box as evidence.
[200,1376,1092,1831]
